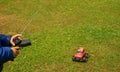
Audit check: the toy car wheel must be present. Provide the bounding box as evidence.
[72,56,75,61]
[82,57,87,62]
[85,53,89,58]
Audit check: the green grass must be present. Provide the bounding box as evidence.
[0,0,120,72]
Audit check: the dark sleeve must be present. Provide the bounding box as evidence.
[0,47,14,64]
[0,34,12,46]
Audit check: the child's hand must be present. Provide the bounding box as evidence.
[11,47,20,57]
[10,34,22,46]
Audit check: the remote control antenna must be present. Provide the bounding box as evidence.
[21,5,42,35]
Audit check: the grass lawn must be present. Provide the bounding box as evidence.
[0,0,120,72]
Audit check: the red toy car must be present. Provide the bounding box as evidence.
[72,47,89,62]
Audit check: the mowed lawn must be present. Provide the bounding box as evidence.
[0,0,120,72]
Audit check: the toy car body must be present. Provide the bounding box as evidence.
[72,47,89,62]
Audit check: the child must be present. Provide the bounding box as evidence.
[0,34,22,71]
